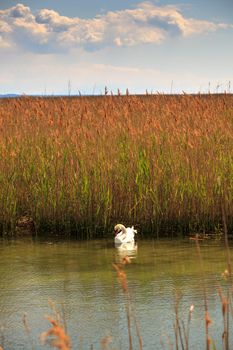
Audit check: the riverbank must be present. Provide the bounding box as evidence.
[0,94,233,237]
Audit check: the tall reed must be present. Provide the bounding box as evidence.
[0,94,233,237]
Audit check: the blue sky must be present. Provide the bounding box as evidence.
[0,0,232,95]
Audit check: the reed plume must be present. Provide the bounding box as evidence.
[40,316,71,350]
[0,94,232,237]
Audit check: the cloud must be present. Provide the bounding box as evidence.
[0,2,232,52]
[9,3,32,18]
[0,52,208,94]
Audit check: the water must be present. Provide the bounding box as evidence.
[0,238,231,349]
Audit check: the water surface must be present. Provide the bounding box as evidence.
[0,238,232,349]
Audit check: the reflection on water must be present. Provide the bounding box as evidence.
[115,241,138,263]
[0,238,232,349]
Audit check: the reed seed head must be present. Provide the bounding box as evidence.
[40,316,71,350]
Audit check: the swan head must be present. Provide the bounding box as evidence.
[114,224,126,235]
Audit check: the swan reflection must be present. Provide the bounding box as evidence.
[115,241,138,263]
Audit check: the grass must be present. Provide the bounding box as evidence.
[0,93,233,237]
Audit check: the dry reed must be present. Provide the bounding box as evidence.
[0,94,233,237]
[40,316,71,350]
[195,235,212,350]
[113,261,142,350]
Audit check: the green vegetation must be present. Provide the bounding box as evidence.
[0,94,233,237]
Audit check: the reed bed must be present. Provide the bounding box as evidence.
[0,94,233,237]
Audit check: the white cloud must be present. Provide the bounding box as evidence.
[0,2,232,52]
[8,3,32,18]
[0,19,11,33]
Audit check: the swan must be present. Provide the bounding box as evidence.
[114,224,137,244]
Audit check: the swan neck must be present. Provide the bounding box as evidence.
[121,225,127,234]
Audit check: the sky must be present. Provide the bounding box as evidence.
[0,0,232,95]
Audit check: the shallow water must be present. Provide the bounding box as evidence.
[0,238,232,349]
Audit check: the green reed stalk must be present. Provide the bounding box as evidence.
[0,94,233,237]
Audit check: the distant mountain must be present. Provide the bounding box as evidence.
[0,94,20,98]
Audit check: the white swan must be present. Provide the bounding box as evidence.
[114,224,137,244]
